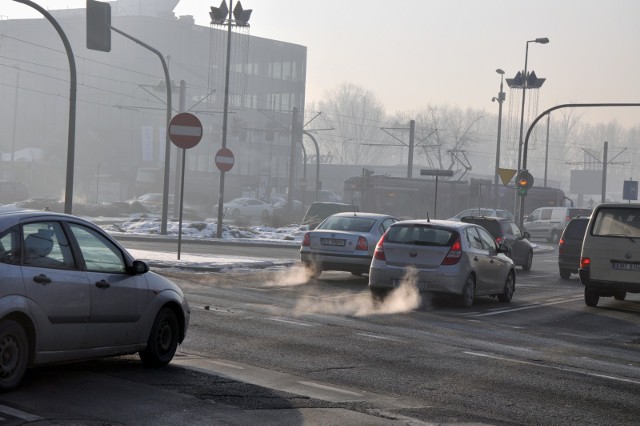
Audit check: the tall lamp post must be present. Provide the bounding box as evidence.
[516,37,549,223]
[210,1,252,238]
[492,68,505,208]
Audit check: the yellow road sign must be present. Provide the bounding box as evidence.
[498,168,517,185]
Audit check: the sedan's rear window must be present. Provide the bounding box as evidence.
[318,216,376,233]
[386,225,455,246]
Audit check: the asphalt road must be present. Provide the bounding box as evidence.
[2,240,639,425]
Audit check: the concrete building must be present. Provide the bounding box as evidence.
[0,0,306,210]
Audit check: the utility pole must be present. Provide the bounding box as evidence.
[407,120,415,178]
[601,141,608,203]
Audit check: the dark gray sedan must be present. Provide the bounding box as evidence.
[0,207,190,391]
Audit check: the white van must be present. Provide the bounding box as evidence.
[579,203,640,307]
[524,207,591,242]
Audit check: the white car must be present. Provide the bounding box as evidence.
[216,198,273,221]
[579,203,640,307]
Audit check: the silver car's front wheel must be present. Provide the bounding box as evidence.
[460,275,476,308]
[140,307,179,367]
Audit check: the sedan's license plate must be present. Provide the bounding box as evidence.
[612,262,640,271]
[320,238,345,246]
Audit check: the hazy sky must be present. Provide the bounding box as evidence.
[4,0,640,127]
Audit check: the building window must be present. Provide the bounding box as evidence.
[283,61,291,80]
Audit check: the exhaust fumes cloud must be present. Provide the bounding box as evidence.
[263,265,310,288]
[293,268,422,317]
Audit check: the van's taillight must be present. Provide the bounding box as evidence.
[356,236,368,251]
[580,257,591,268]
[373,234,386,260]
[442,237,462,265]
[302,232,310,247]
[558,238,565,253]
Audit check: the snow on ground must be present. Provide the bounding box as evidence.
[100,213,306,244]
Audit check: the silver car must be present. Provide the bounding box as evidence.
[0,207,190,391]
[300,212,398,277]
[369,219,515,307]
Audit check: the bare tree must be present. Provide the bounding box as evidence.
[393,105,486,178]
[312,83,388,165]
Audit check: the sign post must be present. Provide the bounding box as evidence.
[168,112,203,259]
[420,169,454,218]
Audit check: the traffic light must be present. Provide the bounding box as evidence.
[86,0,111,52]
[516,170,534,196]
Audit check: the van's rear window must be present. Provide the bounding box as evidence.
[591,207,640,238]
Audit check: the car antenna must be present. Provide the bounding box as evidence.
[426,211,430,222]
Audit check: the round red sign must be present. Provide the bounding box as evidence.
[168,112,203,149]
[215,147,235,172]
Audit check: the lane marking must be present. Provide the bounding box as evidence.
[0,405,42,422]
[356,333,407,343]
[207,360,246,370]
[468,296,583,317]
[298,381,363,397]
[464,351,640,385]
[268,317,315,327]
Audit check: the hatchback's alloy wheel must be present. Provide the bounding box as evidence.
[461,275,476,308]
[498,272,515,303]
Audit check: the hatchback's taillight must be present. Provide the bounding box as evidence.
[356,236,368,251]
[373,234,386,260]
[302,232,310,247]
[580,257,591,269]
[442,237,462,265]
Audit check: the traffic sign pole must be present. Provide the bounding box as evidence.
[168,112,202,259]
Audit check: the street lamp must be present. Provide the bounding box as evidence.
[492,68,505,208]
[210,1,252,238]
[516,37,549,223]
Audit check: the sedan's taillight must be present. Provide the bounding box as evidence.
[302,232,310,247]
[580,257,591,269]
[495,236,503,244]
[373,233,386,260]
[356,236,368,251]
[442,237,462,265]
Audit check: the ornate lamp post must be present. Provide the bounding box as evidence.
[210,1,252,238]
[492,68,505,207]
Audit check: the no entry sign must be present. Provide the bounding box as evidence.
[215,147,235,172]
[168,112,203,149]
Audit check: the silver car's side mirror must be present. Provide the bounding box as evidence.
[129,260,149,275]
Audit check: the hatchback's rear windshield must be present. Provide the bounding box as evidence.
[591,208,640,238]
[386,225,455,246]
[318,216,375,233]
